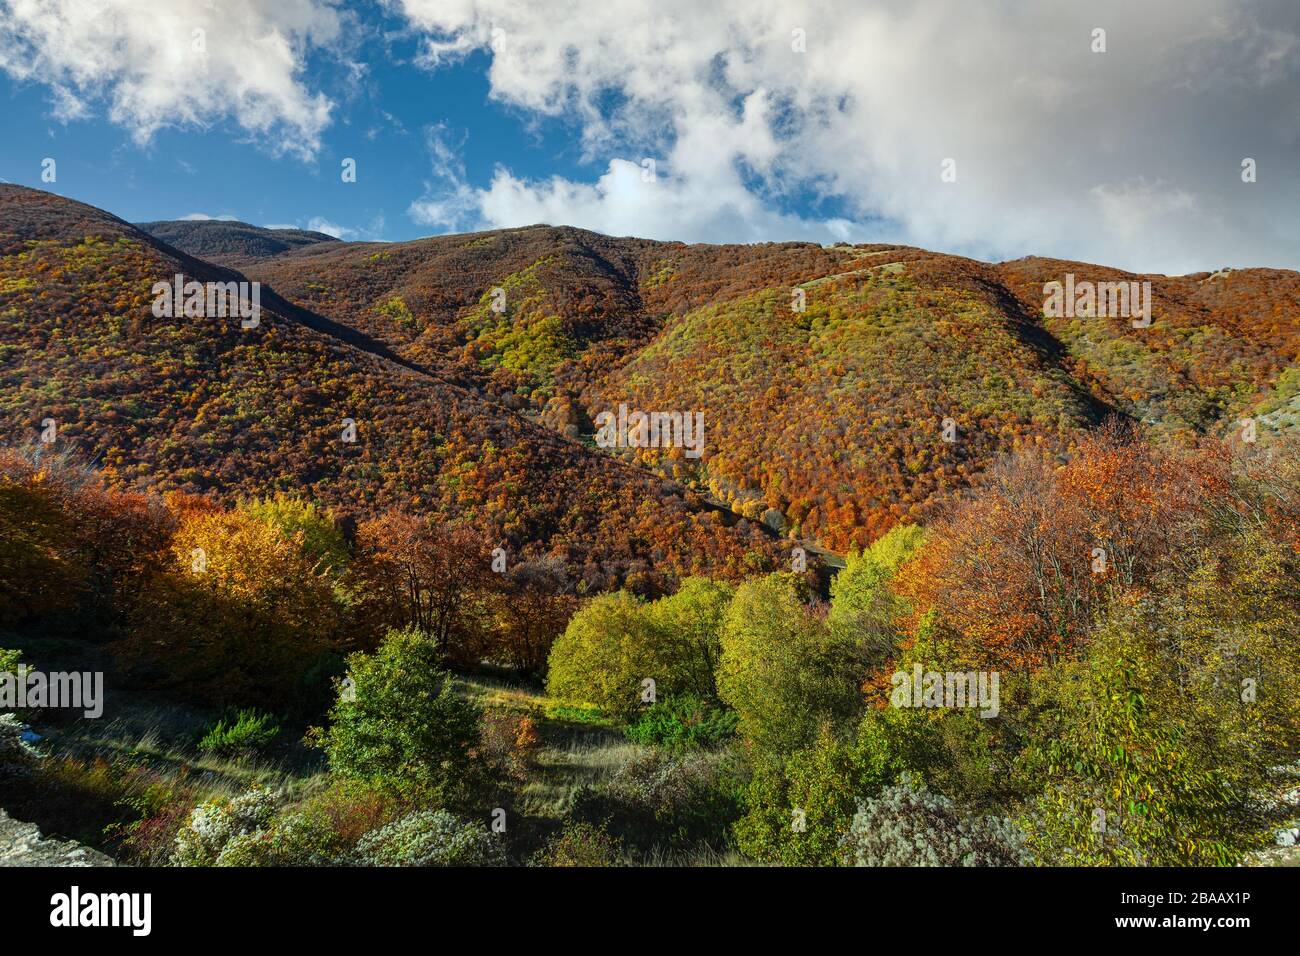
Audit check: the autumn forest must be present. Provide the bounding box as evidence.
[1,183,1297,871]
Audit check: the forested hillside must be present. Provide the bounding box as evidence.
[0,185,786,591]
[191,216,1300,552]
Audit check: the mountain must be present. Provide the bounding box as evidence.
[135,219,339,269]
[0,185,786,590]
[235,225,1300,552]
[9,186,1297,560]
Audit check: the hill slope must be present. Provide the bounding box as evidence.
[0,186,785,589]
[136,219,339,269]
[239,227,1300,552]
[13,187,1297,557]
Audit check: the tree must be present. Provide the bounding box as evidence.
[545,591,660,719]
[893,424,1220,670]
[828,524,924,670]
[717,573,860,757]
[488,557,577,674]
[352,512,493,663]
[646,577,735,699]
[1022,618,1271,866]
[120,501,343,706]
[320,628,486,808]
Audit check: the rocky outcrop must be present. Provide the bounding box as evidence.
[0,808,116,867]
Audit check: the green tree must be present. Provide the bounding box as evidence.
[320,628,484,807]
[717,573,860,757]
[647,577,735,699]
[547,581,736,718]
[828,523,924,668]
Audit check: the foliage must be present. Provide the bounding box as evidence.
[840,777,1031,866]
[546,581,732,719]
[197,709,282,759]
[172,788,281,867]
[1021,617,1279,866]
[717,573,860,757]
[318,628,486,808]
[240,495,349,575]
[351,810,506,867]
[533,821,622,867]
[624,695,738,750]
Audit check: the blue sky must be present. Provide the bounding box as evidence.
[1,0,1298,272]
[0,12,597,241]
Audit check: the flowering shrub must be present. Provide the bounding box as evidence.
[172,788,280,867]
[350,810,505,867]
[840,777,1030,867]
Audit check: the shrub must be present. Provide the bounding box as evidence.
[733,709,929,866]
[546,579,734,719]
[351,810,506,867]
[840,777,1030,867]
[197,709,281,758]
[172,788,280,867]
[572,751,745,852]
[624,695,738,750]
[534,821,622,867]
[215,811,346,867]
[717,573,860,757]
[318,628,485,808]
[0,712,39,776]
[478,713,540,783]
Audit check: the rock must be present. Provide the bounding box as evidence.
[0,808,116,867]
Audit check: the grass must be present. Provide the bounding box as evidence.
[5,659,743,866]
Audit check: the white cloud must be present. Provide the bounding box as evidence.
[304,214,385,240]
[396,0,1300,272]
[0,0,343,158]
[306,216,353,239]
[179,212,239,221]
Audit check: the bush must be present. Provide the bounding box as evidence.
[534,821,622,867]
[478,713,540,783]
[197,709,281,758]
[172,788,280,867]
[717,573,860,757]
[546,579,734,719]
[625,695,738,750]
[840,777,1030,867]
[572,751,745,853]
[0,712,39,776]
[351,810,506,867]
[214,811,346,867]
[318,628,486,807]
[733,708,937,866]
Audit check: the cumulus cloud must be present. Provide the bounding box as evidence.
[0,0,343,158]
[396,0,1300,272]
[179,212,239,221]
